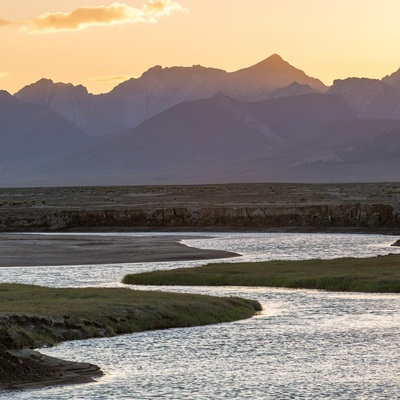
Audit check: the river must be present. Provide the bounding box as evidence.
[2,232,400,399]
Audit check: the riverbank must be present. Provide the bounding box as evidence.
[123,254,400,293]
[0,284,261,391]
[1,183,400,232]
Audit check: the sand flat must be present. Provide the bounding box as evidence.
[0,233,239,267]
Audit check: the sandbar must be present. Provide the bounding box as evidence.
[0,233,239,267]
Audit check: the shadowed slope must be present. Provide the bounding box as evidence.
[0,91,88,168]
[18,93,355,183]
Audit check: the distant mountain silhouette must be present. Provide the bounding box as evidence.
[0,90,88,174]
[328,78,400,119]
[8,93,355,184]
[227,54,326,99]
[3,57,400,186]
[15,55,327,137]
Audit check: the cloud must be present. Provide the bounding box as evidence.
[20,1,188,34]
[0,19,13,26]
[88,75,133,83]
[144,0,188,17]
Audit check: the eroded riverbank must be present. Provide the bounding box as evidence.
[1,183,400,232]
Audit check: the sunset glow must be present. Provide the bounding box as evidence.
[1,0,400,94]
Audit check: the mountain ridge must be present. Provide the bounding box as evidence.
[14,54,327,136]
[2,55,400,186]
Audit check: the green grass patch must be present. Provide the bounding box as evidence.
[0,284,261,349]
[123,254,400,293]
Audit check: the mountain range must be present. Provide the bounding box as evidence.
[2,54,400,186]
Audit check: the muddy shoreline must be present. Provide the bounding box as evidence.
[0,349,103,391]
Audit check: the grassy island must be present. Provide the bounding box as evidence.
[123,254,400,293]
[0,284,261,350]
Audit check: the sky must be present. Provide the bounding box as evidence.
[1,0,400,94]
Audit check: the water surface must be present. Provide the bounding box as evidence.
[1,232,399,399]
[2,232,399,288]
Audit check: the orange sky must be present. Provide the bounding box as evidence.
[1,0,400,94]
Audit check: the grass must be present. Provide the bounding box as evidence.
[123,254,400,293]
[0,284,261,349]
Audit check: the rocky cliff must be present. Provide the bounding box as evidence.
[0,203,398,232]
[1,183,399,232]
[6,204,400,231]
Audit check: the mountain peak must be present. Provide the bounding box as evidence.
[250,54,290,70]
[264,53,285,63]
[16,78,89,99]
[141,65,163,78]
[231,54,327,92]
[0,90,14,104]
[32,78,75,90]
[0,89,12,98]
